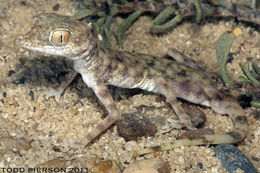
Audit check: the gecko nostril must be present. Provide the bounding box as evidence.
[17,36,24,43]
[17,36,25,45]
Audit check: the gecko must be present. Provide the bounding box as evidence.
[18,13,248,156]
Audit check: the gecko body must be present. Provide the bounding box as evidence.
[18,13,248,155]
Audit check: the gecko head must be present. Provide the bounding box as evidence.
[18,13,96,60]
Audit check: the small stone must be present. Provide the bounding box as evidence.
[182,104,206,127]
[17,137,32,151]
[91,159,121,173]
[31,108,44,120]
[117,112,157,141]
[37,157,66,167]
[233,28,243,36]
[0,136,32,152]
[52,146,61,152]
[214,144,258,173]
[1,113,8,119]
[7,70,15,77]
[2,92,7,97]
[123,159,169,173]
[29,90,34,101]
[52,4,60,11]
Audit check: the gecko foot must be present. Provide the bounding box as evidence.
[183,121,197,131]
[44,87,64,102]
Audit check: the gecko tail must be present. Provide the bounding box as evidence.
[133,132,247,157]
[133,95,248,157]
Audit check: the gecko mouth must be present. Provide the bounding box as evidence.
[17,37,40,52]
[17,36,34,50]
[18,36,58,54]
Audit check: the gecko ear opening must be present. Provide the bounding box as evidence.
[50,29,71,46]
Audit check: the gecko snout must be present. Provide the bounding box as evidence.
[17,36,26,47]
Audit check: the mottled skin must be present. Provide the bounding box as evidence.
[19,13,248,155]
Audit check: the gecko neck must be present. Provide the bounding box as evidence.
[74,37,100,62]
[73,38,102,71]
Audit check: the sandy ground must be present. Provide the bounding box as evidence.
[0,0,259,172]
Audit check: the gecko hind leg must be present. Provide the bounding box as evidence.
[155,77,196,130]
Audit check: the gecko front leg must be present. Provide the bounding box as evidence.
[45,70,78,102]
[79,76,120,146]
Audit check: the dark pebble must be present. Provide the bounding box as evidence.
[246,57,253,62]
[52,4,60,11]
[52,146,61,152]
[197,162,203,169]
[20,1,26,6]
[182,103,206,127]
[2,92,7,97]
[117,112,157,141]
[29,90,34,101]
[214,144,258,173]
[8,70,15,77]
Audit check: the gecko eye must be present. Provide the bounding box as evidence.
[50,30,71,46]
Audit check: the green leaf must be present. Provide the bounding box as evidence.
[153,6,174,25]
[239,62,260,86]
[252,62,260,76]
[251,100,260,108]
[116,8,145,47]
[237,76,251,83]
[74,9,94,20]
[211,0,234,11]
[150,14,182,34]
[101,27,111,48]
[107,0,112,6]
[216,33,235,88]
[194,0,202,23]
[250,0,256,11]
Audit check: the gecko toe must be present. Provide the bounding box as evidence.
[44,87,63,102]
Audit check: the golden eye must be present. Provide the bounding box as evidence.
[50,30,71,46]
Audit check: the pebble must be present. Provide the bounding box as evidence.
[123,159,170,173]
[117,112,157,141]
[86,157,121,173]
[214,144,258,173]
[31,108,44,120]
[0,136,32,152]
[37,157,66,167]
[90,159,121,173]
[182,104,206,127]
